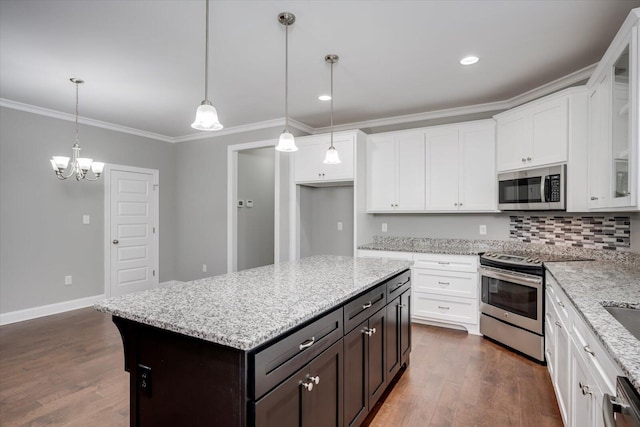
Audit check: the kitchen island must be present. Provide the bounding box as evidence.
[95,255,412,427]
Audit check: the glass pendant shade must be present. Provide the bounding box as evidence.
[191,101,223,131]
[91,162,105,175]
[76,158,93,171]
[52,156,70,170]
[275,131,298,152]
[323,145,341,164]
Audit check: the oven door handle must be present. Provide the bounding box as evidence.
[603,393,618,427]
[479,267,542,287]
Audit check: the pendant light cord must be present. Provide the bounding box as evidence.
[204,0,209,100]
[330,60,334,148]
[284,22,289,132]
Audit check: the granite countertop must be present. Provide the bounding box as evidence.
[545,261,640,392]
[94,255,411,351]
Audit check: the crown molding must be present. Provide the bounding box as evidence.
[1,62,597,141]
[0,98,174,143]
[313,63,597,134]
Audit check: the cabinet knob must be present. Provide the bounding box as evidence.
[454,203,458,206]
[522,158,526,162]
[459,203,463,206]
[527,157,532,161]
[309,375,320,385]
[362,327,376,336]
[113,239,119,244]
[302,381,314,392]
[397,303,407,308]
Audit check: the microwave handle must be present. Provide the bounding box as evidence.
[541,176,546,202]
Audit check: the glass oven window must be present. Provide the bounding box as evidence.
[481,276,538,319]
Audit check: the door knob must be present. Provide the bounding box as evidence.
[113,239,119,244]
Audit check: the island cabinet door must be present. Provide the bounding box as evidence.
[254,340,344,427]
[367,307,387,406]
[254,366,307,427]
[344,319,369,427]
[400,289,412,364]
[385,296,402,380]
[307,340,344,427]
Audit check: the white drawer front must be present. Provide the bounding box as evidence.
[413,268,477,299]
[413,293,478,325]
[412,253,478,273]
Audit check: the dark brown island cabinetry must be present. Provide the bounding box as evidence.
[112,268,411,427]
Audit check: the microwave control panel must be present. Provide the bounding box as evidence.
[549,174,561,202]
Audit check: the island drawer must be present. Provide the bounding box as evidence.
[386,270,411,301]
[252,307,343,400]
[344,283,387,333]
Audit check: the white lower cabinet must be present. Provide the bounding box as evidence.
[357,250,480,335]
[545,272,622,427]
[411,253,480,335]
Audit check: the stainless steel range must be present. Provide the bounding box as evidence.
[478,252,585,362]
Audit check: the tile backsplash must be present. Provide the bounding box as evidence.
[510,215,631,251]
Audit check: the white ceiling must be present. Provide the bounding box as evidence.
[1,0,638,140]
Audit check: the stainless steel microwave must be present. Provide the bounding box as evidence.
[497,165,566,210]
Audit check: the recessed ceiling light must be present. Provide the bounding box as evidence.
[460,56,479,65]
[318,95,331,101]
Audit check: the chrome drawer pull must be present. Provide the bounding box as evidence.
[362,327,376,336]
[556,300,565,308]
[362,301,373,310]
[438,281,450,286]
[397,303,407,308]
[438,305,450,310]
[437,261,450,265]
[584,345,595,356]
[555,321,562,328]
[299,337,315,351]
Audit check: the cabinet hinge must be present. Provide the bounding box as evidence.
[153,227,156,234]
[153,270,155,277]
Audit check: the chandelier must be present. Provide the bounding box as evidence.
[50,78,104,181]
[323,54,341,164]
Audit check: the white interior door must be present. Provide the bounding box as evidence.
[108,167,159,297]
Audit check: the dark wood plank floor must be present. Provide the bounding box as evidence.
[0,308,562,426]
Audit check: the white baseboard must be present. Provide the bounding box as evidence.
[0,294,107,326]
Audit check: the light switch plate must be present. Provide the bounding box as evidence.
[82,215,90,224]
[479,224,487,235]
[337,221,343,231]
[237,200,244,208]
[381,223,388,233]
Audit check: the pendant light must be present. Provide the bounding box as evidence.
[323,54,341,164]
[275,12,297,152]
[50,78,105,181]
[191,0,223,131]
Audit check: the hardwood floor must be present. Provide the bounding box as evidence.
[0,309,562,426]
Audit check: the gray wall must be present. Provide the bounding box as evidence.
[237,147,275,271]
[172,127,294,282]
[299,185,354,258]
[0,107,176,313]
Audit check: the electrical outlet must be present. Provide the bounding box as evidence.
[479,224,487,235]
[246,200,254,208]
[138,364,152,397]
[237,200,244,208]
[337,221,343,231]
[202,264,207,273]
[82,215,90,225]
[65,275,72,286]
[381,223,388,233]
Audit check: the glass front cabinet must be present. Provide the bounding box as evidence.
[587,9,639,210]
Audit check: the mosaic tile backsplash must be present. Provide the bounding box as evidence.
[510,215,631,251]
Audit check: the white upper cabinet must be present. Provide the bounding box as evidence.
[495,93,568,172]
[367,120,497,213]
[586,9,639,211]
[294,131,356,184]
[459,123,497,211]
[427,121,496,211]
[367,131,426,211]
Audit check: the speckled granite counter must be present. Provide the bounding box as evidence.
[545,261,640,392]
[94,255,411,351]
[359,236,638,263]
